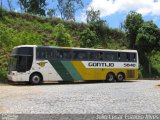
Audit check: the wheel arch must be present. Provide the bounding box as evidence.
[29,72,43,82]
[117,72,125,79]
[106,72,115,78]
[106,72,116,81]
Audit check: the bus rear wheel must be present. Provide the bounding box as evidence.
[116,72,125,82]
[106,73,115,82]
[29,73,42,85]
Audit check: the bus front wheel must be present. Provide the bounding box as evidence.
[106,73,115,82]
[116,72,125,82]
[29,73,42,85]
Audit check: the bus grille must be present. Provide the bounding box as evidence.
[127,70,135,78]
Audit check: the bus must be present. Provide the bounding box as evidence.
[7,45,139,85]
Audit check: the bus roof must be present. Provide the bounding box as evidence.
[13,45,137,53]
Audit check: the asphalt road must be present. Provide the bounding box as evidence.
[0,80,160,114]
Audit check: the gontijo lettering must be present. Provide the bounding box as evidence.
[88,62,114,67]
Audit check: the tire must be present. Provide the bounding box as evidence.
[106,73,115,82]
[29,73,42,85]
[116,72,125,82]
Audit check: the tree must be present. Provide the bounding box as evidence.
[18,0,28,12]
[57,0,64,19]
[57,0,83,21]
[80,28,99,48]
[86,8,108,47]
[28,0,46,16]
[124,11,144,49]
[54,23,73,47]
[136,21,160,76]
[86,7,100,23]
[7,0,13,11]
[18,0,46,16]
[47,9,55,18]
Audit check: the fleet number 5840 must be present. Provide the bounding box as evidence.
[124,63,136,67]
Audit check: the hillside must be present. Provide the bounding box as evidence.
[0,10,127,81]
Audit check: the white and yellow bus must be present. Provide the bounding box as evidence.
[7,45,139,84]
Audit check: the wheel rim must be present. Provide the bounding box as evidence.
[32,75,40,84]
[118,74,123,81]
[108,74,114,81]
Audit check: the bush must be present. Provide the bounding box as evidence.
[80,28,99,48]
[54,23,73,47]
[0,70,7,82]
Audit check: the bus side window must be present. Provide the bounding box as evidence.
[56,49,71,60]
[36,48,46,60]
[118,53,120,60]
[127,53,130,61]
[56,50,62,59]
[61,50,71,60]
[88,51,103,61]
[42,50,46,59]
[96,52,103,60]
[50,49,55,59]
[73,51,88,60]
[64,51,71,60]
[46,49,54,60]
[41,48,48,59]
[104,52,117,61]
[88,52,95,60]
[36,49,40,59]
[119,52,127,62]
[130,53,136,62]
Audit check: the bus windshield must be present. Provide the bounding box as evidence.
[8,47,33,72]
[8,56,17,71]
[9,56,29,72]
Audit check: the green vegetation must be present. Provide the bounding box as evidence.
[136,21,160,77]
[80,28,99,48]
[123,11,144,49]
[54,23,73,47]
[0,9,160,81]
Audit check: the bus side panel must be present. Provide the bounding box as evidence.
[101,68,138,80]
[61,61,83,81]
[71,61,138,81]
[31,60,63,81]
[71,61,105,80]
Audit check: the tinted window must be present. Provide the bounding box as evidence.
[130,53,137,62]
[18,47,33,55]
[26,56,33,71]
[73,50,88,60]
[118,52,137,62]
[56,49,71,60]
[126,53,130,61]
[45,49,55,59]
[16,56,33,72]
[17,56,27,72]
[11,47,33,56]
[89,51,95,60]
[118,52,127,61]
[36,48,46,59]
[36,47,55,60]
[89,51,104,60]
[104,52,117,61]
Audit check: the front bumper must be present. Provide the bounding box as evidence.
[7,74,18,82]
